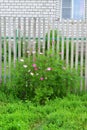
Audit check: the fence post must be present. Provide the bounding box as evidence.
[28,18,31,56]
[66,20,69,66]
[48,17,50,52]
[52,18,55,54]
[57,18,60,54]
[75,21,79,70]
[0,17,2,84]
[43,18,45,54]
[13,17,16,67]
[23,17,26,57]
[61,19,64,60]
[38,18,41,54]
[18,17,21,59]
[71,20,74,69]
[33,17,36,60]
[85,20,87,91]
[80,20,84,91]
[4,17,6,83]
[8,17,11,79]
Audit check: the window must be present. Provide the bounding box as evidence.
[62,0,85,19]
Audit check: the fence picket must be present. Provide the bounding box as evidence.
[80,20,84,91]
[75,21,79,70]
[23,17,26,57]
[61,20,64,60]
[71,21,74,68]
[48,17,50,52]
[28,18,31,56]
[0,17,87,92]
[52,18,55,54]
[13,17,16,67]
[85,21,87,91]
[0,17,2,83]
[4,17,6,83]
[38,18,41,54]
[43,18,45,54]
[8,17,11,79]
[18,17,21,59]
[66,20,69,66]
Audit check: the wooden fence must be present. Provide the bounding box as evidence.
[0,17,87,91]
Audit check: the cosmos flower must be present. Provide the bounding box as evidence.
[32,64,37,67]
[46,67,52,71]
[23,65,28,68]
[40,77,44,81]
[30,72,34,76]
[20,59,24,62]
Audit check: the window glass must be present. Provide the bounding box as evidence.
[73,0,84,19]
[62,8,71,19]
[62,0,84,19]
[62,0,72,19]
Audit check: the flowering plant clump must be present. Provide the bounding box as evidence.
[9,52,80,104]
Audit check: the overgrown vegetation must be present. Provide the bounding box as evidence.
[1,51,80,104]
[0,93,87,130]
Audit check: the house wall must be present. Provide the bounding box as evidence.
[0,0,59,18]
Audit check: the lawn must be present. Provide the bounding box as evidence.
[0,93,87,130]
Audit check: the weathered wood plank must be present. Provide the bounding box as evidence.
[0,17,2,83]
[4,17,6,83]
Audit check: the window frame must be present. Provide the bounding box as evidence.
[61,0,85,20]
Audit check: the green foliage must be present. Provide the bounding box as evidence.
[45,30,76,61]
[4,52,80,104]
[0,94,87,130]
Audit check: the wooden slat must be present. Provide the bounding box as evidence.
[43,18,45,54]
[80,20,84,91]
[4,17,6,83]
[8,17,11,79]
[71,21,74,68]
[23,17,26,57]
[85,21,87,91]
[13,17,16,67]
[33,18,36,52]
[66,20,69,66]
[0,17,2,83]
[28,18,31,56]
[61,20,64,60]
[52,18,55,54]
[75,21,79,70]
[38,18,40,54]
[18,17,21,59]
[57,19,60,54]
[33,18,36,59]
[48,17,50,51]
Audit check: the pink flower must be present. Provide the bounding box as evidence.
[32,64,36,68]
[59,52,62,55]
[40,77,44,81]
[34,67,38,71]
[47,67,52,71]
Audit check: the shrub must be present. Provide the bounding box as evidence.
[45,30,76,61]
[4,51,80,104]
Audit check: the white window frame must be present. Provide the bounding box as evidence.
[61,0,85,20]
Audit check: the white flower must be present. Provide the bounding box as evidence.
[36,73,39,76]
[23,65,28,68]
[32,51,36,54]
[27,51,30,54]
[20,59,24,62]
[30,72,34,76]
[39,52,43,55]
[28,70,31,72]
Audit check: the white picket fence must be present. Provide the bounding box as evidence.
[0,17,87,91]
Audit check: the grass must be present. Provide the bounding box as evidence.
[0,92,87,130]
